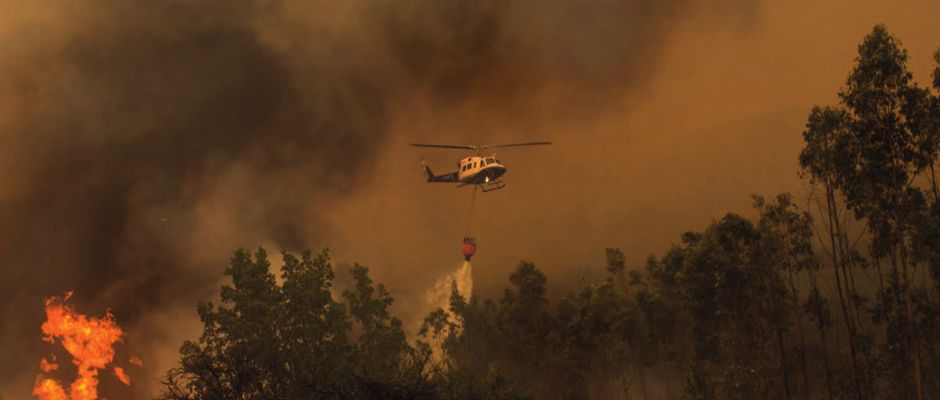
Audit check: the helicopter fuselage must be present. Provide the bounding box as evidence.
[457,156,506,184]
[420,155,507,191]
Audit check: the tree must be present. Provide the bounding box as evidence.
[798,104,871,400]
[836,25,934,400]
[159,248,437,400]
[754,194,818,400]
[679,214,791,399]
[934,49,940,90]
[342,263,433,399]
[634,249,691,399]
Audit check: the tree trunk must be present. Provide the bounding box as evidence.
[824,185,865,400]
[777,326,792,399]
[898,232,924,400]
[620,371,632,400]
[930,159,939,201]
[638,365,649,400]
[819,323,835,400]
[810,270,835,400]
[789,270,811,400]
[829,192,865,334]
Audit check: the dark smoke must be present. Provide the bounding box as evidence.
[0,0,759,397]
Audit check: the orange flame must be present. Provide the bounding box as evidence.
[113,367,131,385]
[34,378,68,400]
[33,292,134,400]
[40,356,59,373]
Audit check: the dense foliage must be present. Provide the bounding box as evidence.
[161,25,940,400]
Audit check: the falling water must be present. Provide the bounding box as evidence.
[415,261,473,360]
[424,261,473,320]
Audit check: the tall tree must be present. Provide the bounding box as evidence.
[837,25,932,400]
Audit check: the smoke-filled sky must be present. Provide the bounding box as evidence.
[1,0,938,398]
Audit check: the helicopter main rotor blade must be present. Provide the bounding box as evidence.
[409,143,479,150]
[482,141,552,149]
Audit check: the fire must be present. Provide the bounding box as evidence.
[34,378,68,400]
[33,292,135,400]
[40,356,59,373]
[113,367,131,385]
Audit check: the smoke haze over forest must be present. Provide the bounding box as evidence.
[1,0,940,398]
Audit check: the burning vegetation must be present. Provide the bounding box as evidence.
[33,293,136,400]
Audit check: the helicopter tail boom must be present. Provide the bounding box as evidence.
[422,163,459,183]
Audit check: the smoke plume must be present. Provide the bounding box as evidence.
[0,0,761,397]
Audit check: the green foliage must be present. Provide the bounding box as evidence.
[604,248,625,275]
[753,193,817,275]
[161,249,435,400]
[934,49,940,90]
[836,25,931,234]
[798,105,851,186]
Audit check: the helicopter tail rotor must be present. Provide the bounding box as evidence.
[422,161,435,182]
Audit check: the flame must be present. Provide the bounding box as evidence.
[34,378,68,400]
[33,292,134,400]
[113,367,130,385]
[40,356,59,373]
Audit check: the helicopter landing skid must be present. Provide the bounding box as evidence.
[479,180,505,192]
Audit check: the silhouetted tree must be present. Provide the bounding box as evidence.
[161,249,435,400]
[754,194,817,399]
[934,49,940,90]
[836,25,936,400]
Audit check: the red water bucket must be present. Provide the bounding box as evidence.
[461,237,476,261]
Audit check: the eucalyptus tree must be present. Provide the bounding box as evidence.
[836,25,935,400]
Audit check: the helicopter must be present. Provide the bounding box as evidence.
[409,141,551,192]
